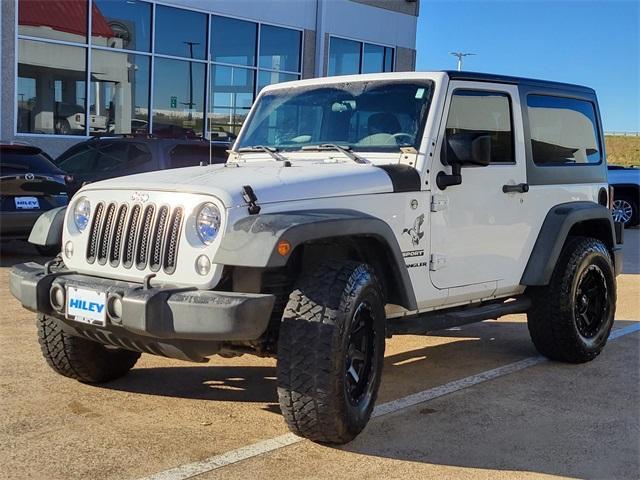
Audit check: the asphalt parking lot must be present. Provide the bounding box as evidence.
[1,231,638,480]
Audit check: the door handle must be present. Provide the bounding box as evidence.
[502,183,529,194]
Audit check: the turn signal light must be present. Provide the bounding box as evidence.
[277,240,292,256]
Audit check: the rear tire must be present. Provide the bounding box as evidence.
[37,314,140,383]
[527,237,615,363]
[55,118,71,135]
[276,261,385,444]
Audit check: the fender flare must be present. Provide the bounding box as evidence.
[28,206,66,248]
[213,209,417,310]
[520,201,621,286]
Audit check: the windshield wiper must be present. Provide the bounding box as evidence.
[236,145,286,162]
[301,144,369,164]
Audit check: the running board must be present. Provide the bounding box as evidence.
[388,296,532,336]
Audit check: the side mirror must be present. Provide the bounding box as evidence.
[437,133,492,190]
[445,132,492,167]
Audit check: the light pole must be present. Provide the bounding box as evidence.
[450,52,476,71]
[182,41,200,120]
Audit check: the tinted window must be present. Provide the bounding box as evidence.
[257,71,298,93]
[259,25,301,72]
[92,0,151,52]
[211,16,257,66]
[0,149,62,174]
[56,145,98,174]
[445,90,514,164]
[90,50,150,135]
[18,39,87,135]
[362,44,384,74]
[527,95,601,165]
[153,58,205,137]
[169,145,226,168]
[329,38,360,76]
[154,6,207,59]
[95,142,151,171]
[18,0,87,42]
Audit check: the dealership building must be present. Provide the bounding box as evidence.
[1,0,419,156]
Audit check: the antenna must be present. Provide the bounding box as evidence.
[450,52,476,71]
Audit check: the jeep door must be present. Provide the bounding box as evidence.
[429,81,528,301]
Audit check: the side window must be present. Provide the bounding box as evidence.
[56,145,97,174]
[527,95,601,165]
[445,90,514,163]
[94,143,131,172]
[169,144,224,168]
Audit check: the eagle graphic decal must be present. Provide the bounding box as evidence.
[403,214,425,246]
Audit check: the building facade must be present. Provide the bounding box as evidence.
[1,0,419,156]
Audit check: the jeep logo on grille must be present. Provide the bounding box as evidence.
[131,191,149,203]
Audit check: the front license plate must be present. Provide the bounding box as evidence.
[14,196,40,209]
[66,287,107,327]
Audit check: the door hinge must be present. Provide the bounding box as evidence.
[430,254,447,271]
[430,194,448,212]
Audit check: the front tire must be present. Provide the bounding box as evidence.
[37,314,140,383]
[276,261,386,444]
[527,237,615,363]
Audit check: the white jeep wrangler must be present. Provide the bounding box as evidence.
[12,71,623,444]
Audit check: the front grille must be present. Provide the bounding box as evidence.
[86,202,183,273]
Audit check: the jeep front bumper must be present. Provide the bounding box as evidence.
[9,262,275,361]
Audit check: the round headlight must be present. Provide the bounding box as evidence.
[74,197,91,232]
[196,203,221,245]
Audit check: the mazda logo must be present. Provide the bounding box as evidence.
[25,173,35,180]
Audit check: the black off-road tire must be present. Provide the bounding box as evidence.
[527,237,615,363]
[276,261,386,444]
[37,314,140,383]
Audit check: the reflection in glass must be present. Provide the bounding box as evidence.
[362,44,384,74]
[154,5,207,60]
[18,0,88,43]
[257,71,299,93]
[90,50,149,135]
[259,25,301,72]
[92,0,151,52]
[17,39,87,135]
[209,66,254,138]
[384,47,394,72]
[211,16,257,66]
[328,37,360,76]
[152,58,205,137]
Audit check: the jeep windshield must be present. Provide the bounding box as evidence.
[236,80,434,153]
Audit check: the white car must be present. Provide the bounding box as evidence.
[11,71,623,444]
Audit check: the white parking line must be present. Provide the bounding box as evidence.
[140,323,640,480]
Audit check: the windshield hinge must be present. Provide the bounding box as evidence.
[430,194,448,212]
[242,185,261,215]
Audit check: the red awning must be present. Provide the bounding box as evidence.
[19,0,114,39]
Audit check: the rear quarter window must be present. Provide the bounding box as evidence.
[527,95,601,165]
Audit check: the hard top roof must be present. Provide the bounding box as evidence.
[444,70,595,94]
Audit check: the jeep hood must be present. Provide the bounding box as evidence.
[80,161,396,207]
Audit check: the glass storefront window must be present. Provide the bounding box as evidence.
[18,0,88,43]
[17,39,87,135]
[211,16,257,67]
[152,58,205,137]
[92,0,151,52]
[259,25,301,72]
[257,71,299,93]
[329,38,394,76]
[90,50,150,136]
[328,37,360,76]
[154,5,207,60]
[209,65,254,138]
[362,43,384,74]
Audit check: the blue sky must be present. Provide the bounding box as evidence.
[415,0,639,132]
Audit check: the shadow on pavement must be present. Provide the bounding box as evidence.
[0,240,51,267]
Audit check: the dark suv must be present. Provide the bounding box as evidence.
[56,136,230,196]
[0,144,69,254]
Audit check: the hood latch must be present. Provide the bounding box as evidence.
[242,185,261,215]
